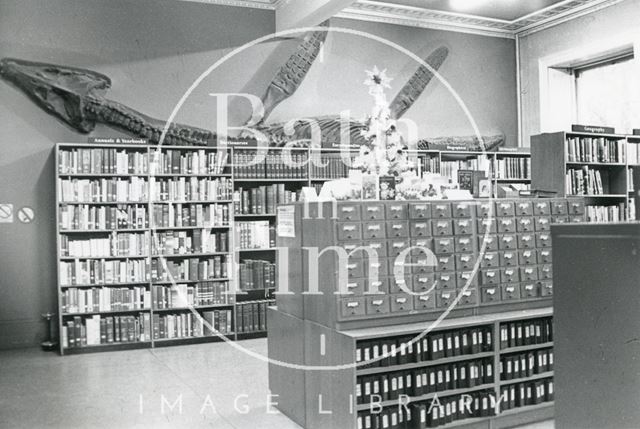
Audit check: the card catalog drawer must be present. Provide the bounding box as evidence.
[481,269,500,285]
[500,251,518,267]
[536,232,552,248]
[516,217,535,232]
[366,278,388,295]
[341,241,364,258]
[480,252,499,269]
[362,203,385,220]
[497,217,516,233]
[479,235,499,252]
[432,219,453,236]
[538,264,553,280]
[550,200,568,215]
[340,297,365,318]
[337,222,362,241]
[455,236,474,253]
[337,204,360,221]
[534,217,551,232]
[520,266,538,282]
[436,273,456,290]
[411,255,436,274]
[434,237,454,254]
[454,218,474,235]
[436,255,455,272]
[409,203,431,219]
[390,294,413,312]
[386,203,407,220]
[432,203,452,219]
[457,271,477,288]
[476,202,492,218]
[540,281,553,297]
[456,253,475,271]
[533,201,550,216]
[568,200,585,215]
[363,222,385,239]
[501,284,521,301]
[477,218,496,234]
[552,216,569,224]
[389,277,412,294]
[496,201,515,217]
[480,286,501,304]
[570,215,586,223]
[365,240,387,257]
[411,238,433,256]
[452,202,473,218]
[387,221,409,238]
[520,282,539,299]
[345,260,365,279]
[517,233,536,249]
[436,290,455,308]
[538,249,552,264]
[342,279,365,296]
[499,234,517,250]
[366,296,390,315]
[457,288,477,307]
[413,274,435,293]
[501,267,520,284]
[414,293,436,311]
[515,201,533,216]
[519,249,537,266]
[388,240,410,257]
[410,221,431,238]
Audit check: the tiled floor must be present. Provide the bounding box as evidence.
[0,339,554,429]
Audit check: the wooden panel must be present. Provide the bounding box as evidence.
[531,132,566,195]
[552,223,640,428]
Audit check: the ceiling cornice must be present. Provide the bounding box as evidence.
[175,0,627,38]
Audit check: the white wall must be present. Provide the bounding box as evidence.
[519,0,640,145]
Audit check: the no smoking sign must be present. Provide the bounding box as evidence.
[17,207,35,224]
[0,204,14,223]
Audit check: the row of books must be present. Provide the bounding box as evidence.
[61,286,150,314]
[151,256,228,282]
[236,221,275,250]
[59,204,148,230]
[498,378,554,411]
[152,310,232,339]
[151,203,230,228]
[629,198,637,221]
[499,318,552,349]
[233,184,298,215]
[60,233,149,258]
[236,300,273,333]
[500,348,553,380]
[565,137,625,163]
[149,177,233,201]
[565,167,606,195]
[61,314,149,348]
[356,327,494,369]
[441,158,492,182]
[495,157,530,179]
[152,281,229,308]
[232,150,308,178]
[58,178,148,202]
[58,148,148,175]
[238,259,276,290]
[151,230,228,255]
[421,156,440,174]
[629,143,640,165]
[586,204,626,222]
[358,390,497,429]
[309,153,352,179]
[149,149,228,175]
[60,260,149,286]
[356,357,494,405]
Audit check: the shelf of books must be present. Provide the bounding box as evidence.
[531,131,636,222]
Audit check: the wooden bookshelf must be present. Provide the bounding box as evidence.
[531,131,634,222]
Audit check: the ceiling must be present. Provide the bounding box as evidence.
[379,0,568,21]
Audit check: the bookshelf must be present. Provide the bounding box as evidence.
[269,199,579,429]
[531,131,635,222]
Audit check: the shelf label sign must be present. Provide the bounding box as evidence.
[0,203,14,223]
[277,205,295,238]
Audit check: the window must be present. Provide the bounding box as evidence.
[574,53,640,133]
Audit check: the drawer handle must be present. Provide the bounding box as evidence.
[347,283,358,289]
[371,281,383,287]
[368,225,381,231]
[419,295,431,302]
[539,219,549,224]
[396,298,407,304]
[418,277,428,283]
[371,243,382,249]
[460,238,470,245]
[393,242,404,248]
[461,274,471,280]
[500,203,510,209]
[391,206,402,212]
[462,291,472,297]
[441,275,450,281]
[344,246,356,251]
[487,288,496,295]
[519,203,528,209]
[541,234,549,240]
[342,207,354,213]
[522,236,531,241]
[347,302,359,308]
[485,254,494,260]
[371,263,382,268]
[487,272,496,278]
[416,241,428,247]
[504,237,513,242]
[458,221,469,227]
[415,205,427,211]
[347,264,357,269]
[440,257,449,263]
[545,284,553,289]
[461,256,471,262]
[506,286,515,293]
[442,293,452,299]
[543,267,551,273]
[416,223,427,229]
[501,220,511,226]
[396,280,406,285]
[392,224,403,230]
[536,203,546,209]
[437,222,448,228]
[524,251,532,257]
[372,300,384,306]
[521,219,531,225]
[541,251,550,256]
[439,239,451,245]
[343,225,356,232]
[436,205,446,210]
[525,284,534,291]
[525,268,533,274]
[505,270,514,275]
[367,207,380,212]
[505,253,513,259]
